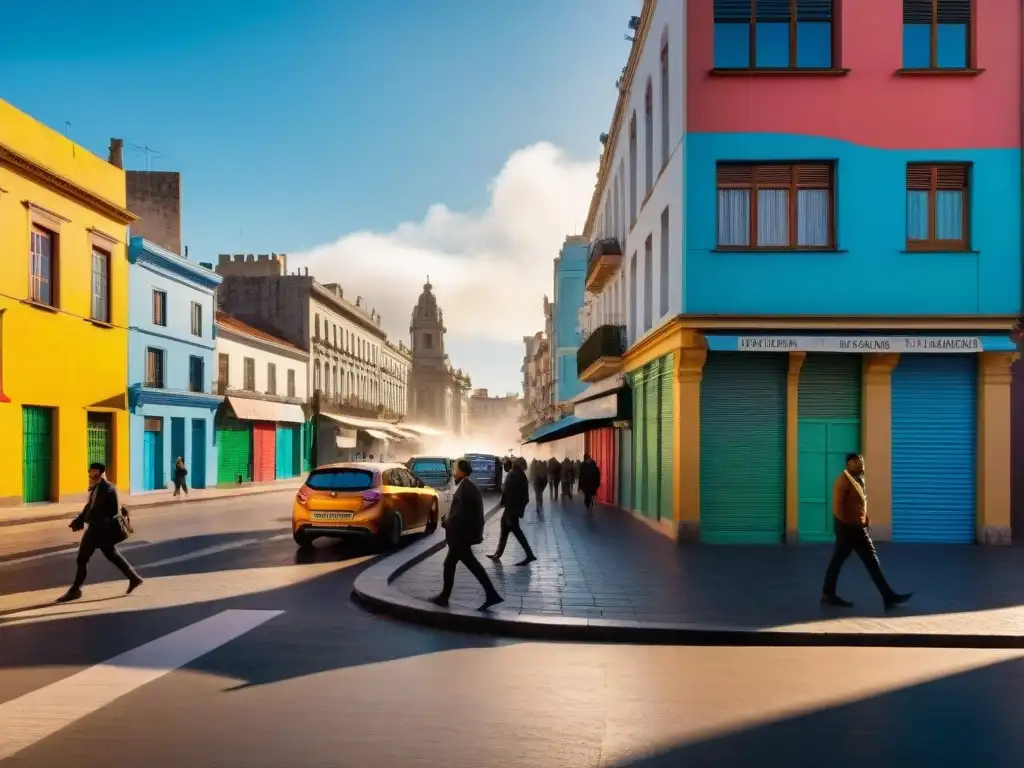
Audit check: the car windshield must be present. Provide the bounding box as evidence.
[305,468,375,492]
[465,454,496,475]
[409,458,449,487]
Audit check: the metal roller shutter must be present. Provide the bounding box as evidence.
[658,354,675,522]
[217,416,252,485]
[797,354,863,542]
[253,422,277,482]
[700,353,788,543]
[618,426,633,510]
[644,359,661,519]
[23,406,53,503]
[630,370,646,513]
[891,355,976,543]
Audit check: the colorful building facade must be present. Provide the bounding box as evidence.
[127,238,222,493]
[552,236,588,405]
[0,99,135,506]
[581,1,1021,545]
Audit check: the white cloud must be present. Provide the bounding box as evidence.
[290,143,597,353]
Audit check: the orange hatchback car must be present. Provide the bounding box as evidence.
[292,462,440,549]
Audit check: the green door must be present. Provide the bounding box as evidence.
[643,359,661,519]
[23,406,53,503]
[700,353,788,543]
[658,354,675,521]
[216,415,252,485]
[630,370,646,513]
[87,413,111,468]
[797,354,862,542]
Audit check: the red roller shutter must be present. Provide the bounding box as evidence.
[253,422,277,482]
[597,427,617,506]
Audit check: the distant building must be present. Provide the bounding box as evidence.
[553,236,588,404]
[469,389,522,429]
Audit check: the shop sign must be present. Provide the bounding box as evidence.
[575,393,618,420]
[734,336,983,353]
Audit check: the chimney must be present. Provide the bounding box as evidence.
[108,138,124,169]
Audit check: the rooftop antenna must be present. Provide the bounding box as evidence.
[64,121,71,138]
[128,141,163,171]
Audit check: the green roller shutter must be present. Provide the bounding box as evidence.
[700,353,788,543]
[87,414,111,469]
[618,426,632,510]
[797,354,863,542]
[644,359,661,519]
[630,370,645,513]
[659,354,675,521]
[216,415,252,485]
[22,406,53,503]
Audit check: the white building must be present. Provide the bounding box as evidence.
[215,312,309,402]
[580,0,684,348]
[382,340,411,418]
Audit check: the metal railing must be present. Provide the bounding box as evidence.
[576,324,626,377]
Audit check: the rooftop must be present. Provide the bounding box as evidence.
[215,311,305,354]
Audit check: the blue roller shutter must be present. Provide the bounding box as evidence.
[699,353,788,544]
[891,355,976,543]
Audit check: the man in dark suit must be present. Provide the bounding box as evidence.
[430,458,503,611]
[57,462,143,603]
[488,457,536,565]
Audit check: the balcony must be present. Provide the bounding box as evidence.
[576,324,626,382]
[585,237,623,293]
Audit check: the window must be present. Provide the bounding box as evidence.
[660,207,670,317]
[29,228,56,306]
[424,333,433,350]
[145,348,165,388]
[243,357,255,391]
[713,0,834,70]
[660,44,670,168]
[305,467,374,491]
[628,252,637,343]
[267,362,277,395]
[188,356,204,393]
[190,302,202,337]
[218,353,229,390]
[644,81,654,196]
[314,360,321,392]
[906,164,969,251]
[643,236,653,332]
[314,314,320,339]
[716,163,834,249]
[287,369,296,398]
[628,113,638,226]
[90,249,110,323]
[903,0,971,70]
[152,290,167,326]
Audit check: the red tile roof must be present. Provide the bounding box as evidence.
[215,311,305,353]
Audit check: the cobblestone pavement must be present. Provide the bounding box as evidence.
[394,496,1024,637]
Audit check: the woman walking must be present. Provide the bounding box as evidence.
[173,457,189,497]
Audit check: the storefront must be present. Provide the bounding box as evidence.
[629,354,674,524]
[317,412,409,464]
[216,397,306,486]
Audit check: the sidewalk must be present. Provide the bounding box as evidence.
[0,479,303,528]
[355,496,1024,646]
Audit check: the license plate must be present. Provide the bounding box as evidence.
[312,512,354,521]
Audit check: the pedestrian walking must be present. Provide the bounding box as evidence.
[530,458,547,511]
[560,457,575,497]
[573,459,582,495]
[488,457,536,566]
[57,462,143,603]
[173,457,189,497]
[578,454,601,514]
[430,458,503,611]
[821,453,912,609]
[547,456,561,500]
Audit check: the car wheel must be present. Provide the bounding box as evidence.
[383,511,403,549]
[425,501,439,534]
[293,530,314,548]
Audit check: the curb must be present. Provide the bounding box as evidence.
[0,481,302,529]
[353,512,1024,650]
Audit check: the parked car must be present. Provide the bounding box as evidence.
[292,462,440,549]
[464,453,502,492]
[406,455,455,517]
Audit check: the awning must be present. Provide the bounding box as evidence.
[362,428,393,441]
[523,413,615,445]
[397,422,444,437]
[227,397,304,423]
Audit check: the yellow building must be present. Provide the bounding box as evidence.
[0,99,134,507]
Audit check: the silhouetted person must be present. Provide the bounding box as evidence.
[560,457,575,497]
[58,463,143,603]
[547,456,561,500]
[173,456,189,496]
[529,458,547,511]
[578,454,601,514]
[489,457,536,565]
[430,458,502,611]
[822,453,912,609]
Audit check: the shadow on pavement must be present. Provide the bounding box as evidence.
[614,655,1024,767]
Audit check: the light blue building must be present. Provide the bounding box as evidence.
[127,237,223,493]
[552,235,588,404]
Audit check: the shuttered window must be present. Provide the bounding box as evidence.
[145,348,165,388]
[243,357,256,391]
[713,0,834,70]
[717,163,834,250]
[902,0,972,69]
[905,164,970,250]
[152,290,166,326]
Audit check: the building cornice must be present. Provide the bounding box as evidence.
[583,0,656,237]
[312,282,387,340]
[129,237,223,291]
[0,143,136,225]
[128,385,223,410]
[216,323,310,361]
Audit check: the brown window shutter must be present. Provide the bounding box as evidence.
[796,0,833,21]
[936,0,971,24]
[903,0,935,24]
[755,0,791,20]
[795,164,831,187]
[754,164,793,186]
[714,0,753,21]
[717,164,754,186]
[906,165,933,190]
[936,165,967,189]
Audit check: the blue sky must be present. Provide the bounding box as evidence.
[0,0,636,394]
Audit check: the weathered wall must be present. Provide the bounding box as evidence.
[127,171,181,255]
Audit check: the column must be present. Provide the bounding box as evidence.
[673,345,706,541]
[862,353,899,541]
[977,351,1017,545]
[784,352,806,542]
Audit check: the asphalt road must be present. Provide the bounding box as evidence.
[1,491,1023,767]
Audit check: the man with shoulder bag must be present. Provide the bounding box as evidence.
[57,462,143,603]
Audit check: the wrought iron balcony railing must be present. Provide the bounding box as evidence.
[576,324,626,378]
